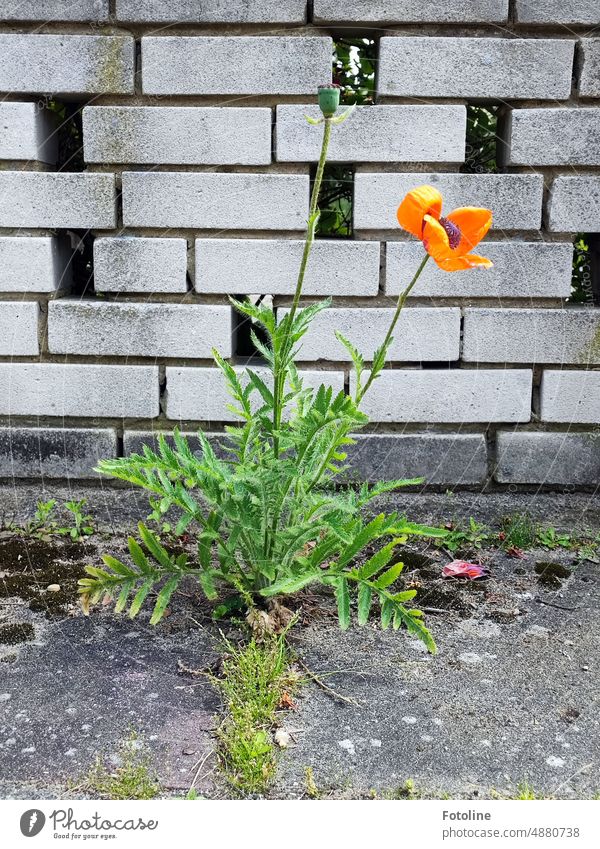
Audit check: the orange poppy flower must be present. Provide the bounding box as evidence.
[397,185,493,272]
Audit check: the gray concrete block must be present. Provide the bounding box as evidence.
[354,173,543,233]
[279,307,461,362]
[506,109,600,166]
[94,238,188,294]
[48,301,232,359]
[378,37,574,100]
[0,302,39,356]
[83,106,272,166]
[122,172,308,231]
[0,172,116,229]
[515,1,600,24]
[0,237,72,293]
[352,369,533,423]
[276,105,466,163]
[0,363,159,418]
[346,433,489,485]
[549,177,600,233]
[0,426,117,479]
[0,102,57,164]
[314,0,508,23]
[165,367,345,421]
[142,36,332,96]
[541,370,600,424]
[116,1,306,22]
[0,35,134,96]
[496,431,600,486]
[386,241,573,299]
[463,308,600,365]
[196,239,380,296]
[0,1,109,20]
[580,40,600,98]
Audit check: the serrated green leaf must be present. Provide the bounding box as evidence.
[380,598,394,630]
[150,576,180,625]
[374,562,404,589]
[357,583,372,626]
[335,577,350,630]
[129,579,154,618]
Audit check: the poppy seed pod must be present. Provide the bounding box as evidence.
[318,84,342,118]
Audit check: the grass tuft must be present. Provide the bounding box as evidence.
[77,732,160,800]
[214,634,297,796]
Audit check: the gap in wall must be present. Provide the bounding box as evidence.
[571,235,600,305]
[50,100,95,297]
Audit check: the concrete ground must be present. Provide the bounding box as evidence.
[0,484,598,798]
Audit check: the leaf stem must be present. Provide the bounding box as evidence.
[357,252,430,403]
[272,117,333,460]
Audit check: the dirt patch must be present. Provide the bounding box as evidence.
[535,561,573,588]
[0,622,35,645]
[0,536,91,616]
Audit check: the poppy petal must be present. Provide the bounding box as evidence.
[434,252,494,272]
[446,207,492,255]
[397,185,443,239]
[422,214,453,260]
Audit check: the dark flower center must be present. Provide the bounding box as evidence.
[439,216,461,250]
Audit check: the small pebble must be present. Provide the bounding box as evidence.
[401,716,417,725]
[0,694,11,702]
[46,584,61,593]
[546,755,566,768]
[338,739,356,756]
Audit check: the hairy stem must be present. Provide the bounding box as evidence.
[357,252,431,403]
[272,117,332,460]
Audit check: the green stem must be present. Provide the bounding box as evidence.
[272,117,333,460]
[357,253,431,403]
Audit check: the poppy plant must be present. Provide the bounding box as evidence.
[397,185,493,271]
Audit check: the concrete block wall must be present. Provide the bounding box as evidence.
[0,2,599,490]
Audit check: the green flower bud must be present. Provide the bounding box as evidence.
[318,84,342,118]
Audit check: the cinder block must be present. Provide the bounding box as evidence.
[314,0,508,23]
[48,301,232,359]
[116,0,306,22]
[278,307,460,362]
[549,177,600,233]
[0,302,39,355]
[0,102,57,163]
[378,37,574,100]
[463,308,600,365]
[276,105,466,163]
[0,1,109,20]
[0,237,72,293]
[196,239,380,296]
[0,363,159,418]
[515,1,599,24]
[354,173,543,232]
[346,433,489,485]
[0,172,116,229]
[0,426,117,479]
[142,36,332,95]
[352,369,533,423]
[83,106,272,166]
[541,370,600,424]
[496,431,600,486]
[386,241,573,299]
[580,40,600,98]
[506,109,600,166]
[0,35,134,96]
[94,238,188,294]
[166,367,345,421]
[122,172,308,231]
